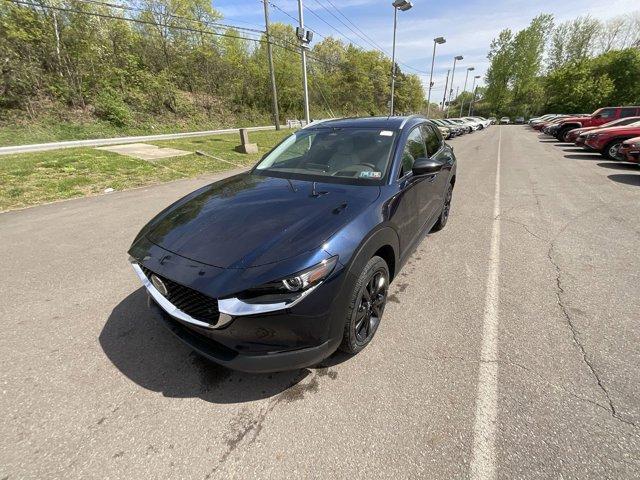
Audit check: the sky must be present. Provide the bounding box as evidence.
[213,0,638,103]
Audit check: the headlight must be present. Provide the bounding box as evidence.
[282,257,338,292]
[238,256,338,303]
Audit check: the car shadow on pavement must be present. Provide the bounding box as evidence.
[100,288,349,404]
[597,162,640,171]
[608,174,640,186]
[563,153,604,160]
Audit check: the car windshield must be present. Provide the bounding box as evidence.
[255,127,396,184]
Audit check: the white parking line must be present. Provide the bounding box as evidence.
[470,127,502,480]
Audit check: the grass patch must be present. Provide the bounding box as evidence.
[0,113,275,147]
[0,129,292,211]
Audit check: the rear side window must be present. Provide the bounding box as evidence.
[620,108,637,118]
[400,127,426,177]
[599,108,616,119]
[421,124,442,156]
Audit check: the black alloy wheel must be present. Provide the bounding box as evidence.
[340,256,389,354]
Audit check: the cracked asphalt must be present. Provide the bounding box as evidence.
[1,126,639,479]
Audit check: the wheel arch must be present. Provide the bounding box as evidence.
[345,226,400,283]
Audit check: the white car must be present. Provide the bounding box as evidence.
[500,117,511,125]
[465,116,491,129]
[452,118,481,132]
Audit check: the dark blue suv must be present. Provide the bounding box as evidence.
[128,116,457,372]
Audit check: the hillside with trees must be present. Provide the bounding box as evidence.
[476,12,640,118]
[0,0,424,143]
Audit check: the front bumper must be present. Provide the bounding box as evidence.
[129,252,350,372]
[151,300,334,372]
[584,138,606,151]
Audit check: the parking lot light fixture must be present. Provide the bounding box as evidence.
[460,66,475,117]
[446,55,463,118]
[390,0,413,116]
[427,36,446,117]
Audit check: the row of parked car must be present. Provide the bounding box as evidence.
[529,107,640,164]
[430,117,493,139]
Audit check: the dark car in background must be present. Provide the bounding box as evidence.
[515,116,525,124]
[128,116,457,372]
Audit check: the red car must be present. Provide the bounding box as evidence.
[618,136,640,164]
[583,123,640,160]
[567,116,640,143]
[555,106,640,142]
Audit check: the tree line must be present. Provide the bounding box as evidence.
[478,12,640,118]
[0,0,424,129]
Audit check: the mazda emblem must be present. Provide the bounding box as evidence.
[150,274,168,297]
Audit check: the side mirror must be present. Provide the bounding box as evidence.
[593,114,602,119]
[412,158,444,176]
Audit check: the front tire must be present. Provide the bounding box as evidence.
[339,256,389,355]
[604,140,623,160]
[558,126,573,143]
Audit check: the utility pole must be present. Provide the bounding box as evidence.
[441,69,450,112]
[296,0,311,124]
[263,0,280,130]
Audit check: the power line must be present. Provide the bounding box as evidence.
[265,0,426,76]
[307,0,426,74]
[323,0,388,53]
[64,0,266,36]
[310,0,383,53]
[9,0,270,44]
[266,0,327,40]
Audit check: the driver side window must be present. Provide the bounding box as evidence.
[400,127,426,177]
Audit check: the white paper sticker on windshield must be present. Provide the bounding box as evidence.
[379,130,394,136]
[360,171,382,178]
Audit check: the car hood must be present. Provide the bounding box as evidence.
[559,116,589,124]
[144,173,380,268]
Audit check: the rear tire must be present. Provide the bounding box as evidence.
[339,256,389,355]
[431,183,453,232]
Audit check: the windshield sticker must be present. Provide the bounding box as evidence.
[379,130,394,136]
[360,171,382,179]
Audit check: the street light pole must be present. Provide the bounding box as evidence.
[389,0,412,116]
[297,0,310,124]
[441,69,450,112]
[446,55,463,118]
[469,75,480,116]
[459,66,474,117]
[427,36,445,118]
[263,0,280,130]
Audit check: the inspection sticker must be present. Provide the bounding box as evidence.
[379,130,394,136]
[360,171,382,178]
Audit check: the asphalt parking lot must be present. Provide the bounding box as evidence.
[1,126,639,479]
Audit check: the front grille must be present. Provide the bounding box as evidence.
[141,266,220,325]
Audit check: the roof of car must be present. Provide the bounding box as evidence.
[306,116,430,130]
